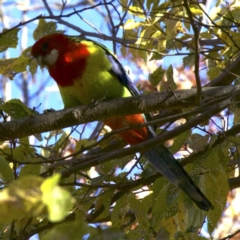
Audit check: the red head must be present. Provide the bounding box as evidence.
[31,33,69,68]
[31,33,89,87]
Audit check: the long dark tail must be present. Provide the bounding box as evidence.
[144,137,214,211]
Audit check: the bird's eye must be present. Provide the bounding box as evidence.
[42,43,49,49]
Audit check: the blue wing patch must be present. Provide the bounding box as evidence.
[105,53,140,97]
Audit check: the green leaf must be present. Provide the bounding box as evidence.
[88,227,127,240]
[187,133,209,152]
[199,148,229,234]
[149,52,164,61]
[90,175,108,186]
[151,163,206,236]
[96,159,116,175]
[206,50,222,61]
[0,28,20,53]
[41,174,75,222]
[231,8,240,21]
[146,0,153,10]
[162,65,177,90]
[94,190,114,220]
[115,153,136,170]
[0,99,31,119]
[120,0,128,11]
[128,193,151,231]
[200,31,212,38]
[152,178,179,232]
[40,212,93,240]
[75,139,96,152]
[208,134,219,148]
[169,130,191,154]
[183,54,196,67]
[112,193,153,238]
[111,193,128,228]
[166,65,175,87]
[19,164,41,178]
[0,156,14,182]
[1,144,36,163]
[181,233,207,239]
[0,55,29,79]
[33,19,62,40]
[155,227,170,239]
[0,176,44,224]
[165,20,181,40]
[120,45,128,58]
[29,58,38,77]
[178,191,205,233]
[135,48,148,62]
[0,99,41,141]
[207,66,221,80]
[231,100,240,125]
[149,65,165,87]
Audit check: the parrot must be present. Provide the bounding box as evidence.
[31,33,214,211]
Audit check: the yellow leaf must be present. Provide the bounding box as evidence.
[189,7,203,16]
[0,176,44,223]
[128,6,145,18]
[124,19,143,30]
[41,174,75,222]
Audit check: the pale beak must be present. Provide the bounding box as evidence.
[35,55,45,68]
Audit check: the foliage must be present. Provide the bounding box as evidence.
[0,0,239,239]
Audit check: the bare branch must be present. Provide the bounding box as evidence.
[219,229,240,240]
[0,86,238,142]
[59,97,231,177]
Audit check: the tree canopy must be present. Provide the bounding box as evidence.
[0,0,240,239]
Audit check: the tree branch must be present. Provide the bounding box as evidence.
[183,0,201,103]
[57,98,231,177]
[0,86,238,142]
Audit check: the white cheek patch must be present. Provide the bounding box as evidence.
[44,48,59,65]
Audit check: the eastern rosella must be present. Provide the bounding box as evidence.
[31,33,214,211]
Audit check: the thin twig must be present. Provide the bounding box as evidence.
[183,0,201,103]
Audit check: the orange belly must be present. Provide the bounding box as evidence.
[104,114,148,145]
